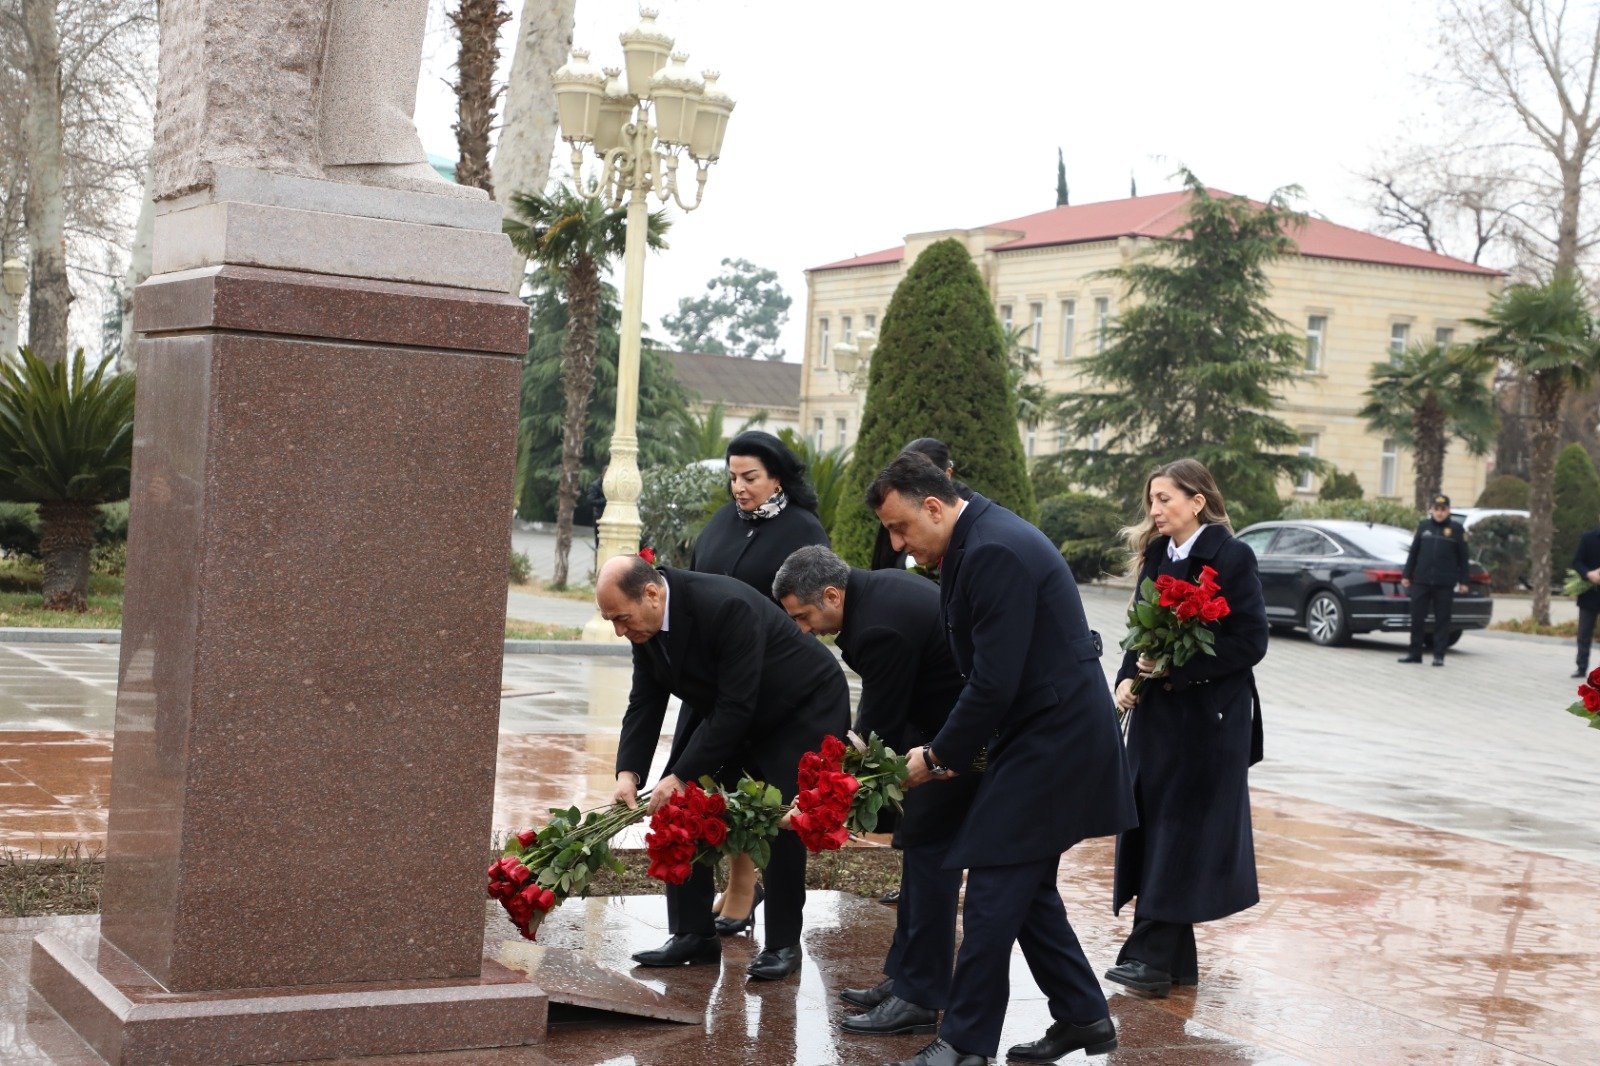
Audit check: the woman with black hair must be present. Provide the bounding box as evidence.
[690,430,831,941]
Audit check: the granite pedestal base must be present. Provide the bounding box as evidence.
[30,923,546,1066]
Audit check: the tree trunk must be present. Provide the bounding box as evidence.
[21,0,71,365]
[1411,398,1447,511]
[493,0,575,204]
[551,255,601,588]
[448,0,510,197]
[119,162,156,372]
[38,499,97,612]
[1526,371,1566,626]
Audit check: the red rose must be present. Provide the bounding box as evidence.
[1588,667,1600,689]
[508,863,531,885]
[1154,575,1177,591]
[515,828,537,847]
[639,546,656,564]
[1174,597,1200,621]
[701,817,728,846]
[1199,597,1229,623]
[821,735,846,765]
[1581,684,1600,712]
[1158,584,1185,608]
[1197,566,1219,592]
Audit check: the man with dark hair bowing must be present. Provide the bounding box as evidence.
[598,555,849,981]
[867,452,1137,1066]
[773,545,979,1038]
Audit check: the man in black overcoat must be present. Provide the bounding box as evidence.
[598,556,849,981]
[867,453,1137,1066]
[1571,519,1600,678]
[772,546,978,1037]
[1399,493,1470,667]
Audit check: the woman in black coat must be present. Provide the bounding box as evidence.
[1108,458,1268,998]
[690,430,830,934]
[1571,522,1600,678]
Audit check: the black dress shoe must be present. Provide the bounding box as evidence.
[886,1037,987,1066]
[1007,1016,1117,1060]
[714,883,764,935]
[1433,657,1445,666]
[879,886,901,905]
[842,976,893,1009]
[842,994,937,1035]
[1574,669,1588,678]
[630,933,720,968]
[1398,653,1423,664]
[1104,958,1172,997]
[746,944,801,980]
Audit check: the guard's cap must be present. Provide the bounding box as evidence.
[1432,494,1451,509]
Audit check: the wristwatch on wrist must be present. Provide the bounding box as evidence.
[920,746,950,777]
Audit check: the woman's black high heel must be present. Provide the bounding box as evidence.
[714,883,764,935]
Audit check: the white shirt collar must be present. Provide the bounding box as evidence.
[1167,524,1209,562]
[659,573,670,633]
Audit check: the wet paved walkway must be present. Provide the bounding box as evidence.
[0,584,1597,1062]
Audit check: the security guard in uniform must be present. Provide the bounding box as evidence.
[1399,493,1470,667]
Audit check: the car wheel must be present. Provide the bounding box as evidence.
[1304,591,1351,647]
[1447,629,1464,648]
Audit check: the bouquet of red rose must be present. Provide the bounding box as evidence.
[489,797,650,940]
[644,780,732,883]
[1120,566,1231,701]
[1567,670,1600,730]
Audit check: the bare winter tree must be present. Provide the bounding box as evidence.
[1,0,156,363]
[448,0,511,197]
[493,0,575,204]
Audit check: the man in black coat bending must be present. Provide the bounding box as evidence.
[773,546,978,1038]
[598,556,849,981]
[867,453,1137,1066]
[1399,493,1470,667]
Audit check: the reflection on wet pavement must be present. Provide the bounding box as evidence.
[0,642,1597,1062]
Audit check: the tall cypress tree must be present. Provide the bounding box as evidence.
[1056,148,1069,207]
[1058,171,1317,516]
[831,239,1035,564]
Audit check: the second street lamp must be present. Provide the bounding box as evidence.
[554,6,735,640]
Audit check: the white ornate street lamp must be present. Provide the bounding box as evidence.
[555,7,735,640]
[832,328,877,393]
[1,258,25,356]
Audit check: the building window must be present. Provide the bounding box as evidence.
[1029,302,1044,352]
[864,313,876,331]
[1061,300,1076,361]
[1057,424,1069,452]
[1089,429,1102,451]
[1435,326,1454,346]
[1025,420,1037,457]
[1380,438,1398,497]
[1000,304,1013,333]
[1389,322,1409,364]
[1305,315,1327,372]
[812,417,824,449]
[818,319,830,368]
[836,417,847,447]
[1095,297,1110,352]
[841,315,852,344]
[1296,434,1319,492]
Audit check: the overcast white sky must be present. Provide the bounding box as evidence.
[413,0,1444,359]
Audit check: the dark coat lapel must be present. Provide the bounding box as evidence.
[939,494,991,606]
[656,568,694,684]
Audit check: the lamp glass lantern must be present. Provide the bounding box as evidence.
[689,71,735,161]
[649,52,703,147]
[554,48,606,143]
[1,259,25,300]
[620,7,673,99]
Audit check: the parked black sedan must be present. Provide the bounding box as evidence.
[1235,519,1494,647]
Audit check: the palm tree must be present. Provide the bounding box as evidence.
[505,184,668,588]
[1358,341,1498,511]
[776,429,851,533]
[0,348,135,610]
[1468,277,1600,624]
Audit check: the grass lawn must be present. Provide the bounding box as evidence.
[1,842,899,918]
[0,560,124,628]
[1489,616,1579,638]
[511,577,595,602]
[505,619,582,640]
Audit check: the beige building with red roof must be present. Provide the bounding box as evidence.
[802,189,1503,505]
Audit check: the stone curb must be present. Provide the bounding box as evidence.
[0,628,630,656]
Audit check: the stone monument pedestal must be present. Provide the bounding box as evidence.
[29,174,541,1064]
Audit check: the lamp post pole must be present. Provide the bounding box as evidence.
[552,7,734,641]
